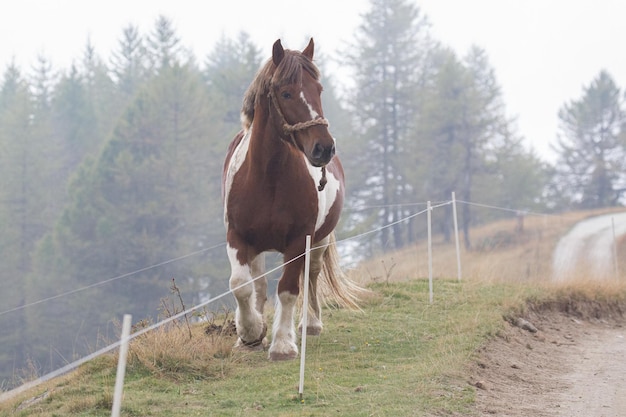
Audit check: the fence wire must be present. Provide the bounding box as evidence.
[0,197,558,401]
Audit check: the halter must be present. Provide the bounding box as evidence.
[268,90,330,191]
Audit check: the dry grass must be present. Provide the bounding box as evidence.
[125,310,238,381]
[351,208,626,285]
[351,207,626,332]
[618,233,626,276]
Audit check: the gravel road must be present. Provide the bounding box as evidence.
[552,212,626,280]
[473,312,626,417]
[474,211,626,416]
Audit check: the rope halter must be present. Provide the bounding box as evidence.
[268,90,331,191]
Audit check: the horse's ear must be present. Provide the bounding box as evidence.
[302,38,314,60]
[272,39,284,66]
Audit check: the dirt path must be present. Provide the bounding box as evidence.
[552,211,626,280]
[471,313,626,416]
[472,212,626,416]
[557,323,626,416]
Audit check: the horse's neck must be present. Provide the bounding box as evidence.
[247,115,290,177]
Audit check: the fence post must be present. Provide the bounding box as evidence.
[613,217,619,279]
[427,201,433,304]
[111,314,132,417]
[452,192,462,281]
[298,235,312,400]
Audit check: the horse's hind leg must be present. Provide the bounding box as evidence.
[227,243,267,350]
[298,236,328,336]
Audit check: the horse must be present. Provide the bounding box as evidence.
[222,38,360,360]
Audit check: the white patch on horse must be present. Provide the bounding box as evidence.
[300,91,319,119]
[224,126,252,225]
[269,291,298,359]
[227,243,265,344]
[303,153,340,232]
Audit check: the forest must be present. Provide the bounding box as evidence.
[1,0,625,389]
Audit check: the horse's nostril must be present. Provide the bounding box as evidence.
[313,143,325,159]
[312,142,335,165]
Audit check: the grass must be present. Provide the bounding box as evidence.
[2,208,626,416]
[2,279,533,417]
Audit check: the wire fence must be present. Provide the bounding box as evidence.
[1,195,624,403]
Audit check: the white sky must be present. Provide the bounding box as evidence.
[1,0,624,162]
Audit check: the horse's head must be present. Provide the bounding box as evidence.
[270,38,335,167]
[243,38,335,168]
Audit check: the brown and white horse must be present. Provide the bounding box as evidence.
[222,38,359,360]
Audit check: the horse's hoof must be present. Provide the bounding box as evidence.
[234,336,267,352]
[269,349,298,361]
[298,324,323,336]
[306,326,322,336]
[234,323,267,351]
[268,339,298,360]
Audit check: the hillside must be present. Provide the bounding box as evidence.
[1,209,626,416]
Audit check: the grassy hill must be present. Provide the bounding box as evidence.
[2,209,626,416]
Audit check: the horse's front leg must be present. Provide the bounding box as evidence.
[250,253,267,315]
[269,254,304,361]
[227,239,267,350]
[298,237,328,336]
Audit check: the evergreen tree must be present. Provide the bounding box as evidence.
[344,0,432,251]
[413,45,540,247]
[29,54,66,223]
[0,63,33,383]
[81,39,121,144]
[28,60,226,374]
[110,24,148,98]
[0,63,59,383]
[204,32,262,127]
[454,46,508,247]
[30,54,55,113]
[414,48,471,241]
[51,65,99,172]
[474,133,549,217]
[146,15,187,73]
[552,70,626,208]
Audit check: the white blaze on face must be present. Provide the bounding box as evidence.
[224,127,252,226]
[304,152,340,232]
[300,91,320,119]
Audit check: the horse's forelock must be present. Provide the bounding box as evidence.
[241,50,320,130]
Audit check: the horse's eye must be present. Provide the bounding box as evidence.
[281,91,292,99]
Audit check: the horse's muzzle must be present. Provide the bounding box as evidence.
[310,142,336,167]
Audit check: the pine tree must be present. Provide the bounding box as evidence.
[27,60,227,373]
[0,63,60,382]
[146,15,187,73]
[51,65,99,172]
[413,45,538,247]
[454,46,508,247]
[204,32,262,127]
[344,0,433,250]
[30,54,55,113]
[110,24,148,98]
[552,70,626,208]
[81,38,120,131]
[414,48,471,241]
[0,63,32,383]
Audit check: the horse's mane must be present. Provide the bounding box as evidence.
[241,49,321,130]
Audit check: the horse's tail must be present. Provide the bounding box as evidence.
[317,232,364,310]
